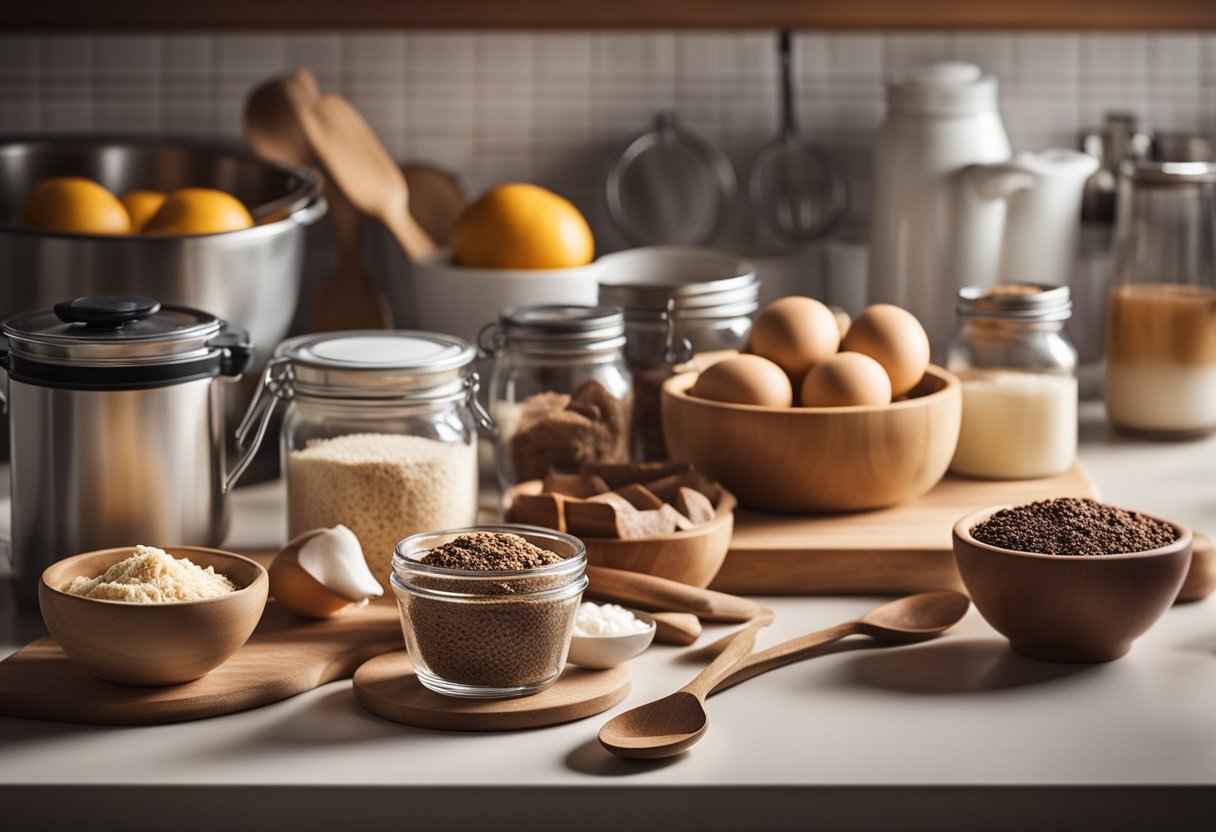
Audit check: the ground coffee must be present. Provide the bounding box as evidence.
[970,497,1178,556]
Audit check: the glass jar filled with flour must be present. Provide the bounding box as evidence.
[481,305,632,490]
[946,284,1078,479]
[235,331,488,586]
[1105,161,1216,437]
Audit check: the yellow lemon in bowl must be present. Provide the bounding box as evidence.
[451,183,593,269]
[143,187,254,236]
[20,177,131,235]
[119,190,167,232]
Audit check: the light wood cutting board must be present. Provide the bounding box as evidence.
[0,599,401,725]
[710,464,1098,595]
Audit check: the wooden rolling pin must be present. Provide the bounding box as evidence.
[586,565,764,623]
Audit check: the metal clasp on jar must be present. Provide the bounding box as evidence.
[465,371,497,436]
[225,357,294,492]
[661,298,694,367]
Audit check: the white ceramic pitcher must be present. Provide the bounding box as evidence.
[868,62,1098,354]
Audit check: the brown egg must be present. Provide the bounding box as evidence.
[800,352,893,408]
[830,306,851,339]
[840,304,930,397]
[691,354,793,407]
[749,296,841,381]
[269,546,351,618]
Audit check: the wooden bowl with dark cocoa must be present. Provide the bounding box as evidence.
[952,506,1192,663]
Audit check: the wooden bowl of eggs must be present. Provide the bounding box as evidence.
[661,299,962,513]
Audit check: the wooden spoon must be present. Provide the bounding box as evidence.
[297,93,437,261]
[401,163,465,247]
[598,610,773,760]
[648,611,703,646]
[598,592,969,760]
[243,69,392,331]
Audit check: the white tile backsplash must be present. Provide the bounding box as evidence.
[0,28,1213,255]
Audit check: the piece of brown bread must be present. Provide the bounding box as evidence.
[673,486,716,525]
[614,483,665,511]
[507,493,567,532]
[578,460,691,489]
[541,472,610,498]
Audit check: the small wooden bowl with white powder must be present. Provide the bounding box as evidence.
[39,545,268,686]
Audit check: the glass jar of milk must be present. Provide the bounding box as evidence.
[1105,161,1216,438]
[947,284,1078,479]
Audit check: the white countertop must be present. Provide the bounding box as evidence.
[1,402,1213,831]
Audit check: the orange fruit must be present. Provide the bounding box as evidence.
[20,177,131,235]
[120,190,167,232]
[143,188,253,236]
[451,183,593,269]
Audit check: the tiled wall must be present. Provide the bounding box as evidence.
[1,30,1214,256]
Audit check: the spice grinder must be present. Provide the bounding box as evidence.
[1,295,252,606]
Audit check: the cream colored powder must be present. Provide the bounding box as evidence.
[65,545,236,603]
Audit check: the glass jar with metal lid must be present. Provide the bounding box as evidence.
[480,305,632,490]
[946,284,1078,480]
[596,247,758,461]
[1105,161,1216,438]
[235,330,488,586]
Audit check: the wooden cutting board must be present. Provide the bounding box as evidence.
[710,464,1099,595]
[0,599,402,725]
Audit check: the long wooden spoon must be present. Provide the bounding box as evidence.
[598,592,969,760]
[598,610,773,760]
[297,93,437,261]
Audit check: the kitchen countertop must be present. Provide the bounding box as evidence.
[1,401,1213,831]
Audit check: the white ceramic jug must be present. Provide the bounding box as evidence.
[869,62,1098,354]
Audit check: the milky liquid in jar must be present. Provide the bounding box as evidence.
[1104,283,1216,436]
[946,284,1078,480]
[951,371,1078,479]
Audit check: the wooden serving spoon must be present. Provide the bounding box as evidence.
[647,611,703,646]
[243,69,392,331]
[297,93,437,261]
[401,163,465,247]
[598,610,773,760]
[598,592,970,760]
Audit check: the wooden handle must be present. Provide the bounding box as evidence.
[709,622,858,695]
[648,611,703,646]
[681,613,773,700]
[585,565,765,623]
[385,209,437,262]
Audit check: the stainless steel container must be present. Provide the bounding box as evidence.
[1,296,252,606]
[0,136,324,369]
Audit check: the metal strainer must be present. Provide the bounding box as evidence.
[606,112,736,246]
[749,31,848,241]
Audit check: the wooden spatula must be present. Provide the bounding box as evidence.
[298,93,437,261]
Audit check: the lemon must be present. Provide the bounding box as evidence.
[143,188,254,236]
[119,190,167,233]
[451,183,593,269]
[20,177,131,235]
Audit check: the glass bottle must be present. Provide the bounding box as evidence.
[482,305,632,490]
[946,284,1078,479]
[1105,161,1216,437]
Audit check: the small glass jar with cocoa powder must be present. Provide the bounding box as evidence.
[391,526,588,699]
[481,305,632,491]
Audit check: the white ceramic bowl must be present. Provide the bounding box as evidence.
[567,610,657,670]
[409,249,602,345]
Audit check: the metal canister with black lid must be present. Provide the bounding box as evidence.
[0,295,252,605]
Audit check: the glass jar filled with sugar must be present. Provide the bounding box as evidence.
[1105,161,1216,437]
[235,331,489,587]
[946,284,1078,479]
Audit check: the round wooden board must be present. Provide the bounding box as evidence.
[353,651,630,731]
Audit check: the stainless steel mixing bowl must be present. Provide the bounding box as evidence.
[0,135,325,366]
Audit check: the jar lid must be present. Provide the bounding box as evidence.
[488,305,626,354]
[957,284,1072,322]
[274,330,476,399]
[597,247,759,321]
[0,295,250,389]
[1121,160,1216,185]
